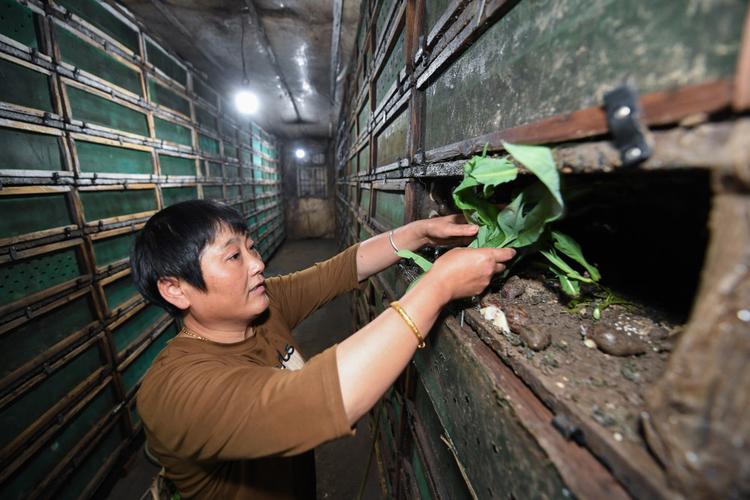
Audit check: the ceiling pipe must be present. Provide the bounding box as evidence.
[147,0,230,89]
[329,0,344,104]
[242,0,303,124]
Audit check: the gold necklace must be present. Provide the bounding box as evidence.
[180,327,210,342]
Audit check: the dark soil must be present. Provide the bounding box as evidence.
[476,273,679,447]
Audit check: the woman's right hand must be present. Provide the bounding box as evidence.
[424,247,517,303]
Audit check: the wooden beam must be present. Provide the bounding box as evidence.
[242,0,302,123]
[424,79,734,163]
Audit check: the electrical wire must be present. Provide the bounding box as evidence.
[240,10,248,84]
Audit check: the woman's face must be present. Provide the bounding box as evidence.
[182,225,269,329]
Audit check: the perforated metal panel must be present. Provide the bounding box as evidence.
[56,26,142,95]
[0,192,73,239]
[76,141,152,174]
[67,85,149,136]
[0,245,83,306]
[0,58,52,112]
[0,127,63,171]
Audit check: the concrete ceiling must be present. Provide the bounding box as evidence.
[120,0,362,139]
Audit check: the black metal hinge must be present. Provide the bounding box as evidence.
[603,85,651,167]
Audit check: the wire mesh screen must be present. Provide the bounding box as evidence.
[297,165,327,198]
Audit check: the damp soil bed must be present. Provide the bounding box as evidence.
[463,272,678,452]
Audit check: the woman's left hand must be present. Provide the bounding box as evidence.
[416,214,479,247]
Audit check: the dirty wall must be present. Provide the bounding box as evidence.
[335,0,750,498]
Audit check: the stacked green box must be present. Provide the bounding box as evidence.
[0,1,284,495]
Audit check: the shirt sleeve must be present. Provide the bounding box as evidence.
[137,345,353,461]
[265,243,360,330]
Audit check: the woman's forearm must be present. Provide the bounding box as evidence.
[335,271,449,424]
[355,222,427,281]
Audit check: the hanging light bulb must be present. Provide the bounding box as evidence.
[295,148,306,159]
[235,87,258,114]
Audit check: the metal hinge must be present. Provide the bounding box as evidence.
[603,84,651,167]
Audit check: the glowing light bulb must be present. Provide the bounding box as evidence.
[295,148,306,159]
[234,89,258,114]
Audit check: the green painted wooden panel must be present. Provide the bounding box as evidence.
[425,0,747,150]
[199,133,219,156]
[148,79,189,116]
[79,188,156,221]
[0,293,96,378]
[358,98,370,135]
[358,144,369,173]
[0,127,62,171]
[240,148,252,165]
[195,105,217,132]
[376,0,396,45]
[154,116,192,147]
[374,190,403,228]
[162,186,197,207]
[356,3,369,56]
[202,185,223,200]
[121,322,176,393]
[58,0,138,53]
[225,164,240,178]
[103,273,138,310]
[0,340,103,451]
[375,29,404,108]
[76,141,151,174]
[202,160,221,177]
[145,39,186,85]
[55,422,128,500]
[92,231,135,267]
[412,378,473,498]
[360,188,370,211]
[129,401,141,427]
[112,304,164,354]
[424,0,451,34]
[412,324,567,498]
[56,26,141,96]
[0,0,39,48]
[376,108,408,167]
[193,77,217,107]
[0,246,82,307]
[225,144,239,161]
[226,185,240,199]
[0,58,52,112]
[410,445,434,500]
[158,154,195,176]
[0,193,72,239]
[1,382,117,500]
[67,86,148,136]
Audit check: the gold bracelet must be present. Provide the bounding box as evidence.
[390,301,426,349]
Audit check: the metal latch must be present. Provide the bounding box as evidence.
[603,85,651,167]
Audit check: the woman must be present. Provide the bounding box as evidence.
[132,199,515,499]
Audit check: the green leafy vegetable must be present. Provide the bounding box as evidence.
[396,249,432,272]
[396,142,602,310]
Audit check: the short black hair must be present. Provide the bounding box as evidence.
[131,199,248,315]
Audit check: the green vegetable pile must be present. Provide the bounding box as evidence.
[399,142,604,306]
